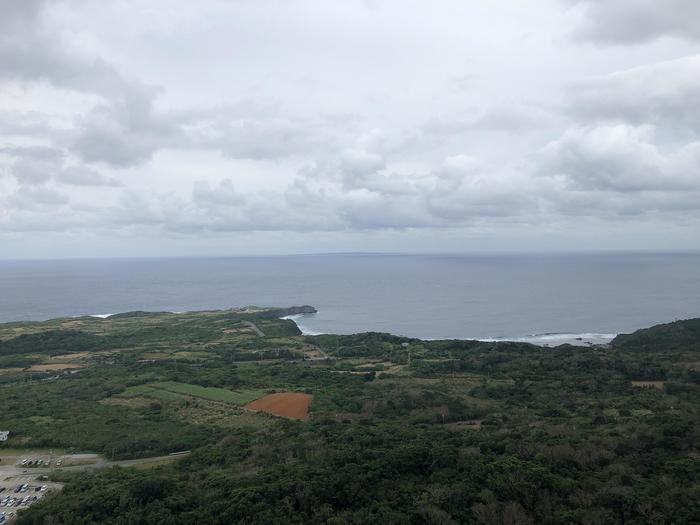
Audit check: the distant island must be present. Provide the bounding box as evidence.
[0,307,698,524]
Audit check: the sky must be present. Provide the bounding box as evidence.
[1,0,699,258]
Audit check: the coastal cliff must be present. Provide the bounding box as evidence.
[254,305,318,319]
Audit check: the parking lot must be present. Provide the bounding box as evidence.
[0,480,57,523]
[0,449,189,522]
[0,451,72,522]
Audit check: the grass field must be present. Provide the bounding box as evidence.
[118,382,266,404]
[118,384,183,400]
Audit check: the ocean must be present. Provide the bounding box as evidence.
[1,253,699,343]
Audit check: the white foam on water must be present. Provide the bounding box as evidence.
[477,332,616,347]
[282,314,326,336]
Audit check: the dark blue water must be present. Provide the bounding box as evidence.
[1,253,699,340]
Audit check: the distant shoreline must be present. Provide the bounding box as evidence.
[282,313,615,347]
[0,308,623,347]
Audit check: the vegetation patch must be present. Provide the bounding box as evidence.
[631,380,665,389]
[167,399,273,429]
[101,397,153,408]
[28,363,85,371]
[149,382,265,404]
[2,309,698,524]
[139,352,171,360]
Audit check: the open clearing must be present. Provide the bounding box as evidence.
[117,382,265,404]
[139,352,171,360]
[0,449,188,519]
[27,363,85,372]
[245,392,313,420]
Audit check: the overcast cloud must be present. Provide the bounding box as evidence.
[0,0,699,258]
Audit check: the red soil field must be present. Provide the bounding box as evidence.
[245,392,313,420]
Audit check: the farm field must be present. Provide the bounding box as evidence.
[245,392,313,420]
[150,382,264,404]
[116,382,266,404]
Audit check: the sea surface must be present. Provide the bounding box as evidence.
[1,253,699,343]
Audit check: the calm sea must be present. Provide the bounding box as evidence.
[1,253,699,342]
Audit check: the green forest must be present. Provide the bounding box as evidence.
[0,309,698,524]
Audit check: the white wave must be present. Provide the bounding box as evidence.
[282,314,326,336]
[478,332,616,346]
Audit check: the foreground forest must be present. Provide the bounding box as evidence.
[0,309,698,524]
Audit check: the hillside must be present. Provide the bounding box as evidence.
[0,310,697,524]
[612,317,700,353]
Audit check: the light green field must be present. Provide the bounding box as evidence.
[119,382,265,404]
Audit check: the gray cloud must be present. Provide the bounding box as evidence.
[70,102,177,167]
[0,0,46,32]
[58,166,120,187]
[0,0,156,103]
[185,113,334,162]
[92,151,543,235]
[423,106,552,136]
[7,185,69,209]
[0,146,120,187]
[540,124,700,192]
[1,0,699,253]
[565,0,700,44]
[566,55,700,131]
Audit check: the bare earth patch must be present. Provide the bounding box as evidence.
[245,392,313,421]
[140,352,171,360]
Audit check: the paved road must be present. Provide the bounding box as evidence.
[0,452,191,482]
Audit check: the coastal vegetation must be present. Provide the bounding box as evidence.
[0,309,697,524]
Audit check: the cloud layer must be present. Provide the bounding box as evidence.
[0,0,699,256]
[565,0,700,44]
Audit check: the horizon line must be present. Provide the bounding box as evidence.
[2,248,700,263]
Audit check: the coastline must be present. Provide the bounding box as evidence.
[9,308,617,347]
[283,313,616,347]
